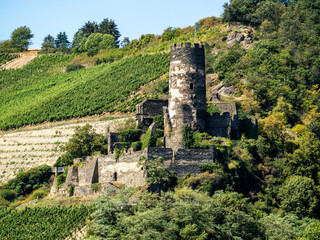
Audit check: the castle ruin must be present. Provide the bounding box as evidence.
[51,43,257,196]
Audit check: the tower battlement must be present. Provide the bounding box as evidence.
[171,42,204,50]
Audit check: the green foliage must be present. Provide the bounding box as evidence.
[0,205,93,239]
[161,27,180,42]
[5,165,52,196]
[88,188,265,239]
[120,129,141,143]
[153,115,164,130]
[0,40,18,53]
[278,175,320,218]
[207,103,221,116]
[91,183,102,193]
[303,221,320,240]
[56,171,67,189]
[214,43,245,84]
[284,133,320,184]
[139,157,177,190]
[0,53,19,65]
[131,141,142,151]
[142,129,157,149]
[182,125,194,149]
[0,189,16,202]
[56,124,107,166]
[10,26,33,51]
[65,63,84,72]
[76,18,120,47]
[79,33,116,53]
[55,32,70,52]
[68,186,75,196]
[40,34,55,53]
[28,188,50,200]
[0,53,169,130]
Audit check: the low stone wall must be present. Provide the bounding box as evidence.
[147,148,173,161]
[170,147,216,177]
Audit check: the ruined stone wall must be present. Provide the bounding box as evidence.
[214,102,239,138]
[206,112,231,138]
[169,147,216,177]
[136,99,168,117]
[107,132,121,154]
[98,149,148,188]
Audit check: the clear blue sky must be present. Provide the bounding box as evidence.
[0,0,227,49]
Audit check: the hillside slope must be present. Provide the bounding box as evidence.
[0,116,132,183]
[0,50,39,70]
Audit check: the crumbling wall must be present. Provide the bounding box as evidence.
[214,102,239,138]
[169,147,216,177]
[136,99,168,131]
[206,112,231,138]
[107,132,121,153]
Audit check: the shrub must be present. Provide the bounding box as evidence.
[91,183,102,193]
[6,165,52,196]
[66,63,84,72]
[131,141,142,151]
[68,186,75,196]
[56,124,107,167]
[28,188,50,200]
[278,175,319,218]
[182,125,194,149]
[0,189,16,201]
[120,129,141,143]
[142,129,157,149]
[153,115,164,130]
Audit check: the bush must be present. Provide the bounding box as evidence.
[68,186,75,196]
[66,64,84,72]
[0,189,16,201]
[142,129,157,149]
[28,188,50,200]
[56,124,107,167]
[153,115,164,130]
[120,129,141,143]
[6,165,52,196]
[182,125,194,149]
[278,175,320,218]
[131,141,142,151]
[91,183,102,193]
[56,174,66,189]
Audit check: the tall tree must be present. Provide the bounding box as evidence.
[41,34,55,53]
[98,18,121,47]
[55,32,70,52]
[79,21,99,37]
[10,26,33,51]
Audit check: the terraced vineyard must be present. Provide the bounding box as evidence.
[0,117,132,183]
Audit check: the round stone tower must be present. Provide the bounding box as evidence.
[168,42,207,133]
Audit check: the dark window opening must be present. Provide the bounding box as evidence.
[113,172,117,181]
[190,83,194,89]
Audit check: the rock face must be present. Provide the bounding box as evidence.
[226,29,253,49]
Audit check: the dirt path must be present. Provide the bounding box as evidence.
[1,49,39,70]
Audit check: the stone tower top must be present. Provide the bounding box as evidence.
[170,42,204,49]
